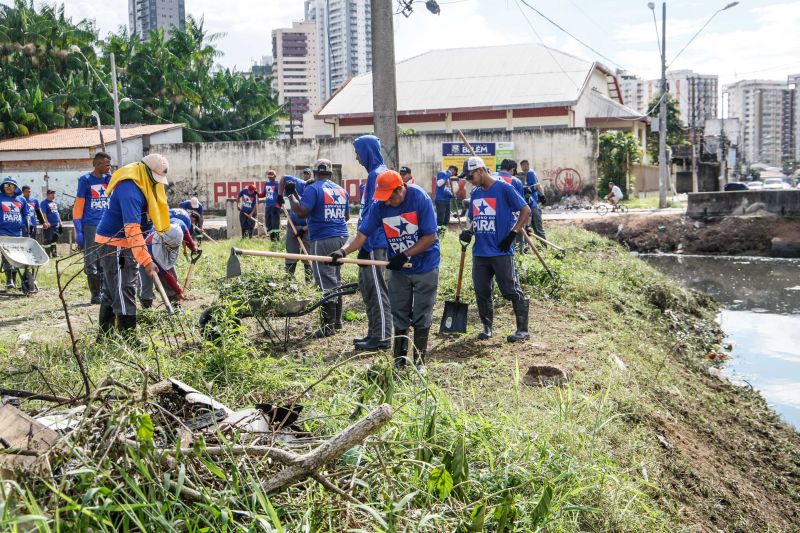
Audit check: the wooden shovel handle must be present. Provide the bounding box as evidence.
[520,231,556,281]
[454,243,467,300]
[281,204,309,255]
[151,271,175,314]
[233,248,404,268]
[457,129,477,156]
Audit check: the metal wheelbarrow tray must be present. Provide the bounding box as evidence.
[0,237,49,295]
[199,282,359,347]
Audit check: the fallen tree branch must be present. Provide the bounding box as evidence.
[0,388,74,404]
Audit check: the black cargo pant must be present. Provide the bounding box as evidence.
[472,255,525,324]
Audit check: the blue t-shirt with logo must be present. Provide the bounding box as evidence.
[358,184,440,274]
[178,200,204,217]
[238,189,258,214]
[263,181,279,209]
[41,199,61,226]
[468,179,527,257]
[283,176,307,227]
[435,170,456,202]
[76,172,111,226]
[525,169,539,208]
[96,180,147,240]
[495,172,524,198]
[300,179,349,241]
[24,197,40,227]
[0,193,30,236]
[169,208,192,233]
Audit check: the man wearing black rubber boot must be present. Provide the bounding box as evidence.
[332,171,439,366]
[460,156,531,343]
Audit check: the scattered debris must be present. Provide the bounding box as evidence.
[611,354,627,371]
[0,404,60,478]
[655,432,674,450]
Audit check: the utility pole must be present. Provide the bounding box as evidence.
[657,1,668,208]
[718,120,728,190]
[110,53,123,167]
[690,76,699,193]
[370,0,399,169]
[288,97,295,141]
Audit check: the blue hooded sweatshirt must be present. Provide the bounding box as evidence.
[353,135,388,252]
[0,177,30,237]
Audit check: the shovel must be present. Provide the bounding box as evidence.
[439,241,469,334]
[183,249,202,290]
[520,230,557,282]
[281,203,309,255]
[193,224,216,243]
[226,248,408,278]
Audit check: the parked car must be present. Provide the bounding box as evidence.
[724,182,749,191]
[747,180,764,190]
[763,178,791,190]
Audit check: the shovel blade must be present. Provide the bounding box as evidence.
[439,300,469,334]
[226,249,242,278]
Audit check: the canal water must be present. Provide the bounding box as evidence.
[641,254,800,430]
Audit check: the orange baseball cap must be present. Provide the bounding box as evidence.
[373,170,404,202]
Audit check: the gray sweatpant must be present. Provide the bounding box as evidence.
[311,236,347,292]
[100,244,139,316]
[472,255,525,308]
[358,248,392,341]
[83,224,103,278]
[285,225,312,276]
[387,268,439,330]
[530,206,546,240]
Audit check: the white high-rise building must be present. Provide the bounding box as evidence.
[617,70,647,115]
[789,74,800,162]
[724,79,794,167]
[272,22,319,138]
[128,0,185,39]
[667,70,719,129]
[305,0,372,101]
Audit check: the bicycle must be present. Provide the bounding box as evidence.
[594,202,629,216]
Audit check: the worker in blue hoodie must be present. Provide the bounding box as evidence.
[352,135,392,350]
[1,177,30,288]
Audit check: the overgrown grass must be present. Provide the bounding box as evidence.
[622,196,685,209]
[0,226,728,531]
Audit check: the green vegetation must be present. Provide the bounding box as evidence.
[1,227,797,531]
[0,1,281,141]
[597,131,642,198]
[620,195,685,209]
[646,94,687,163]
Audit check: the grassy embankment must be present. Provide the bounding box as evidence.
[1,226,798,532]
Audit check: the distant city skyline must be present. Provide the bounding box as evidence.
[6,0,798,87]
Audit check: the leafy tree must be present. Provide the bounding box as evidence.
[0,2,282,141]
[597,131,641,197]
[646,93,686,162]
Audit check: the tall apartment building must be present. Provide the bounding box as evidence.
[666,70,719,129]
[272,22,319,137]
[724,79,794,167]
[617,70,647,115]
[304,0,372,101]
[790,74,800,162]
[128,0,185,39]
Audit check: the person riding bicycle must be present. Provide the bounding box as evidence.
[605,182,624,209]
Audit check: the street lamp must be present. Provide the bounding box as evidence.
[648,1,738,204]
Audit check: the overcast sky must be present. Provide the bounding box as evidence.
[5,0,800,85]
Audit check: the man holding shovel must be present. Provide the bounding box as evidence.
[459,156,531,343]
[237,185,259,238]
[331,170,439,367]
[279,174,312,281]
[287,159,349,338]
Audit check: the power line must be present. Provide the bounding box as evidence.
[517,0,627,71]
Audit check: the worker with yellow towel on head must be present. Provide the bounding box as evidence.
[94,154,171,340]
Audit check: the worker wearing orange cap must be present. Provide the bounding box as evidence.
[331,170,439,366]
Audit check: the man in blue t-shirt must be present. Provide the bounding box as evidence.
[495,159,526,252]
[280,174,312,280]
[21,186,47,239]
[178,197,204,235]
[40,190,62,257]
[459,156,531,343]
[1,177,30,289]
[520,160,546,240]
[262,170,280,242]
[73,152,112,303]
[288,159,350,338]
[353,134,392,350]
[332,170,439,364]
[237,185,259,238]
[435,165,460,227]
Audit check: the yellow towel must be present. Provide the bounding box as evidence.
[106,161,170,234]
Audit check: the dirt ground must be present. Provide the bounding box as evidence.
[574,214,800,256]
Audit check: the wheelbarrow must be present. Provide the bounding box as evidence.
[199,282,360,348]
[0,236,49,295]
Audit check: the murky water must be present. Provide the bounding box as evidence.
[641,254,800,429]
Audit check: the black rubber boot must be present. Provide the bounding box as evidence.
[140,299,154,309]
[507,298,530,343]
[97,305,116,340]
[314,302,337,338]
[413,327,430,366]
[87,274,102,304]
[117,314,144,348]
[393,329,409,368]
[4,269,16,290]
[477,301,493,340]
[286,262,297,276]
[334,297,343,331]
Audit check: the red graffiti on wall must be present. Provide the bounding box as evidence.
[538,167,583,194]
[213,181,267,203]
